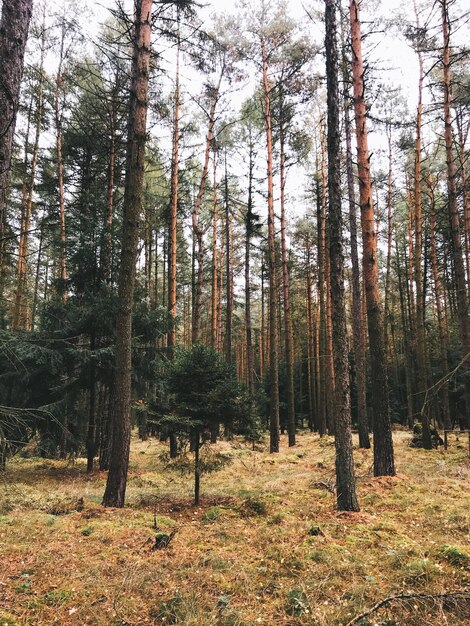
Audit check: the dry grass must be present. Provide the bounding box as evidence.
[0,431,469,625]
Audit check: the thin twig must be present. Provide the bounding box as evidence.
[345,590,470,626]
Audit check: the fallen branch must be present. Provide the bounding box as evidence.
[345,589,470,626]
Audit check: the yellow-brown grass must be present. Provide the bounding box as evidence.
[0,431,468,625]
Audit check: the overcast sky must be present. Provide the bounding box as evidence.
[32,0,467,223]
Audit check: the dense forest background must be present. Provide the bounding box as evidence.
[0,0,469,510]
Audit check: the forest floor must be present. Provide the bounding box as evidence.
[0,431,469,626]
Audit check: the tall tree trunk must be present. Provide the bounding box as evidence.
[428,174,452,429]
[54,25,68,302]
[87,333,97,473]
[440,0,470,428]
[192,70,224,344]
[245,137,255,400]
[396,240,415,429]
[325,0,359,511]
[316,148,327,437]
[0,0,33,296]
[341,16,369,448]
[320,127,335,434]
[306,238,316,431]
[194,429,200,505]
[31,212,45,329]
[279,106,295,446]
[349,0,395,476]
[262,38,279,453]
[102,95,117,284]
[103,0,153,507]
[455,108,470,283]
[167,16,180,355]
[224,150,232,364]
[211,151,218,349]
[384,121,393,343]
[412,4,432,447]
[13,26,45,330]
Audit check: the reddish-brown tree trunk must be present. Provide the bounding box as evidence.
[350,0,395,476]
[103,0,153,507]
[341,21,369,448]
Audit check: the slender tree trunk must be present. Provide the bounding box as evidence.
[13,32,45,330]
[325,227,335,434]
[320,127,335,434]
[325,0,359,512]
[103,0,153,507]
[262,38,279,453]
[411,0,432,447]
[341,20,369,448]
[167,17,180,355]
[396,240,415,429]
[192,71,223,344]
[0,0,33,294]
[245,138,255,399]
[101,93,117,283]
[13,97,32,327]
[194,429,200,505]
[54,27,68,302]
[349,0,395,476]
[31,213,45,329]
[428,175,451,429]
[455,109,470,283]
[87,333,97,473]
[384,121,393,342]
[279,111,296,446]
[211,151,218,349]
[224,150,232,364]
[316,149,327,437]
[440,0,470,428]
[306,238,316,431]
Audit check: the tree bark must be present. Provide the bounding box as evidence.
[167,15,180,356]
[0,0,33,295]
[427,174,451,429]
[316,150,327,437]
[325,0,359,512]
[211,151,218,349]
[192,69,223,344]
[349,0,395,476]
[245,135,255,400]
[341,17,369,448]
[224,150,233,364]
[103,0,153,508]
[440,0,470,428]
[412,0,432,448]
[54,23,68,302]
[279,106,296,446]
[262,38,280,453]
[13,22,46,330]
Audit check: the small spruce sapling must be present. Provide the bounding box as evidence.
[159,345,258,504]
